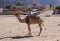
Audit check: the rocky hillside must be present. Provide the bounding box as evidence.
[0,0,60,8]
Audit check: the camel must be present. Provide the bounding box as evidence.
[13,10,44,36]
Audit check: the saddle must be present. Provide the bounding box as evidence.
[25,15,39,23]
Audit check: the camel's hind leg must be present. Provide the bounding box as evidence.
[38,22,42,36]
[27,23,32,36]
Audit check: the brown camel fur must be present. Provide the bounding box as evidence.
[15,14,44,36]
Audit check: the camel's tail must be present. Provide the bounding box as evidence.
[41,19,44,26]
[41,22,44,26]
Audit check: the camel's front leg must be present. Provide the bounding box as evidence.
[27,23,32,36]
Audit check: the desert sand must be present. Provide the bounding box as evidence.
[0,15,60,41]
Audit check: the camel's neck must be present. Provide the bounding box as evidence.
[15,14,25,23]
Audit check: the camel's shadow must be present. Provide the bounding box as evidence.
[0,36,33,40]
[12,36,33,39]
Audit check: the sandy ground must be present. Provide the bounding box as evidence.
[0,15,60,41]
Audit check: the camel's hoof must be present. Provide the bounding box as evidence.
[27,33,32,36]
